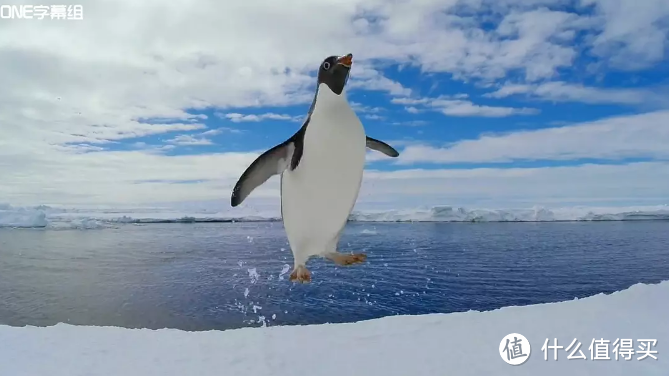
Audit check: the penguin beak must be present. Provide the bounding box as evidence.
[337,53,353,68]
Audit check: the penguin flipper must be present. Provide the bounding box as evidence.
[366,136,400,157]
[230,141,295,207]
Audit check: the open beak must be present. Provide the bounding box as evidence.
[337,53,353,68]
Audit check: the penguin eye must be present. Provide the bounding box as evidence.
[322,61,331,70]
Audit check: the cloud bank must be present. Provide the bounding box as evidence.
[1,0,668,208]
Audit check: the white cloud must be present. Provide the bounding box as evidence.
[131,142,176,154]
[484,81,669,107]
[434,99,539,117]
[391,98,429,105]
[59,144,106,152]
[369,5,590,82]
[3,143,665,209]
[200,128,241,135]
[357,162,669,208]
[1,0,669,207]
[392,95,539,117]
[395,110,669,164]
[391,120,430,127]
[347,66,413,96]
[166,134,213,146]
[583,0,669,70]
[350,102,385,113]
[220,113,303,123]
[0,149,261,206]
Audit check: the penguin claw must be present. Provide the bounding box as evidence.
[329,253,367,266]
[289,265,311,283]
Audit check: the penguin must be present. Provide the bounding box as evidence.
[230,53,400,283]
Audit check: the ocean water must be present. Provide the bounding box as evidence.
[1,221,668,331]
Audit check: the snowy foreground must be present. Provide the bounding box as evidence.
[1,281,666,375]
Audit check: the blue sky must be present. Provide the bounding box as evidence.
[103,61,667,170]
[1,0,669,211]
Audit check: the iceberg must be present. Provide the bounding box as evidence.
[348,205,669,222]
[0,204,48,228]
[0,280,666,375]
[1,203,669,229]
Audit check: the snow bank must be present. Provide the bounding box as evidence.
[2,203,669,229]
[1,281,666,375]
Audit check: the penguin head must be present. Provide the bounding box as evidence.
[317,53,353,95]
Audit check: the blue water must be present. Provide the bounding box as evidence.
[1,221,668,331]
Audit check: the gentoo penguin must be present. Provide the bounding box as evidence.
[230,53,399,283]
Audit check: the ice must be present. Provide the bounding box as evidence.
[2,203,669,229]
[349,205,669,222]
[0,280,666,375]
[47,218,111,230]
[0,204,48,228]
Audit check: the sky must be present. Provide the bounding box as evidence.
[1,0,669,211]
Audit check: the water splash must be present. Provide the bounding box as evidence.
[278,264,290,280]
[247,268,260,284]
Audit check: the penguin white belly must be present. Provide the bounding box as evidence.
[281,88,366,266]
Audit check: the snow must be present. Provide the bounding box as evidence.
[1,280,666,375]
[2,203,669,228]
